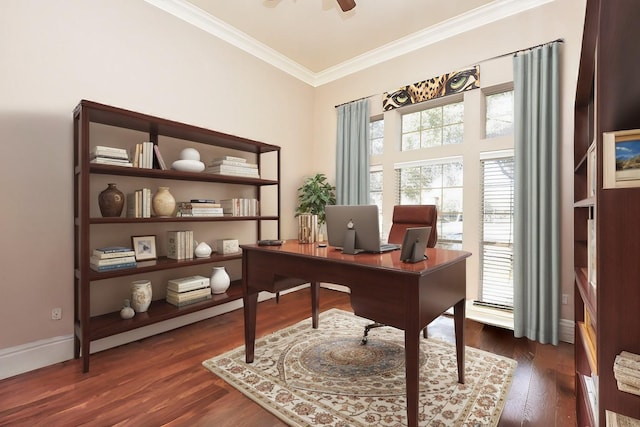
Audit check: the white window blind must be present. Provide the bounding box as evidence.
[478,155,514,309]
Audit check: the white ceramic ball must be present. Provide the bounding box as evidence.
[180,147,200,161]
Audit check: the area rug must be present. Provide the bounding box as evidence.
[202,308,516,426]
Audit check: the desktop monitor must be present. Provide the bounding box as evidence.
[326,205,388,254]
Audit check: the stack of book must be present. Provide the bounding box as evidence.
[167,230,194,259]
[90,246,137,272]
[166,275,212,307]
[205,156,260,178]
[220,198,259,216]
[176,200,223,217]
[126,188,152,218]
[614,351,640,396]
[90,145,132,167]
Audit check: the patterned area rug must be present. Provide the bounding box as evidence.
[203,308,516,427]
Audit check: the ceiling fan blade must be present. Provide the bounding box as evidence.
[337,0,356,12]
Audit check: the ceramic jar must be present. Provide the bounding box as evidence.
[98,183,124,217]
[152,187,176,217]
[194,241,212,258]
[131,280,152,312]
[120,299,135,319]
[210,266,230,294]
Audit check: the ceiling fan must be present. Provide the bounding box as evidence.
[337,0,356,12]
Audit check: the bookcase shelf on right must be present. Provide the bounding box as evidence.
[573,1,640,425]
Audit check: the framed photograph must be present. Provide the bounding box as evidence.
[603,129,640,188]
[131,235,157,261]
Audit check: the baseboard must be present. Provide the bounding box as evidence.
[559,318,575,344]
[0,288,304,380]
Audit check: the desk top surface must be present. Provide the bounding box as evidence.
[241,240,471,274]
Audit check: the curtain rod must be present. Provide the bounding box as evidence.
[334,38,565,109]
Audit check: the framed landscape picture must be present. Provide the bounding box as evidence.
[132,235,157,261]
[603,129,640,189]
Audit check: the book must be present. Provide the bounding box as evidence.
[90,261,137,272]
[91,146,128,158]
[92,249,135,259]
[178,208,224,214]
[93,246,134,254]
[208,159,258,168]
[153,145,167,170]
[167,275,210,292]
[190,199,216,203]
[132,143,141,168]
[90,255,136,266]
[205,165,260,176]
[90,158,133,167]
[165,294,212,307]
[212,155,247,163]
[166,287,212,300]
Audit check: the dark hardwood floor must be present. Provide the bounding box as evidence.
[0,288,575,426]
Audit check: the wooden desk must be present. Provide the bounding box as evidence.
[241,240,471,427]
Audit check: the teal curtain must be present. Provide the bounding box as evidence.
[336,98,370,205]
[513,42,561,345]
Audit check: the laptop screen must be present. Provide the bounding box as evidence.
[325,205,382,253]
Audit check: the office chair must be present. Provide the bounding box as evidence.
[361,204,438,344]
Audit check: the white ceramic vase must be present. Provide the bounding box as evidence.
[194,241,212,258]
[131,280,152,312]
[120,299,135,319]
[152,186,176,217]
[210,266,230,294]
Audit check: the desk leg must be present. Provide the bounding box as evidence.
[310,282,319,329]
[453,298,465,384]
[243,292,258,363]
[405,329,420,427]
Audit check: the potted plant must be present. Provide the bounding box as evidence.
[296,173,336,241]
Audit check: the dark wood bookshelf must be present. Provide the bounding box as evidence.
[73,100,281,372]
[573,1,640,424]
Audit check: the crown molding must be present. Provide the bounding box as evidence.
[145,0,553,87]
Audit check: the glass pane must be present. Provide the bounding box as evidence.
[402,132,420,151]
[422,128,442,148]
[442,123,464,145]
[421,108,442,130]
[442,162,464,186]
[442,102,464,125]
[370,119,384,155]
[370,170,383,191]
[402,112,420,132]
[371,137,383,155]
[370,120,384,138]
[420,164,441,187]
[486,91,514,138]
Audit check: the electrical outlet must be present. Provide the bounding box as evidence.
[51,307,62,320]
[562,294,569,305]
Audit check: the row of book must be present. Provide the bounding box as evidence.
[166,275,212,307]
[127,188,152,218]
[176,201,223,217]
[220,198,259,216]
[90,246,137,271]
[132,141,161,169]
[204,156,260,178]
[167,230,194,260]
[90,145,132,167]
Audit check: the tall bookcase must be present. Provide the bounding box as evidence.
[73,100,281,372]
[574,0,640,425]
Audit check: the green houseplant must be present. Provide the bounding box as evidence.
[295,173,336,226]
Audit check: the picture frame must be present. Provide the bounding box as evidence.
[131,235,157,261]
[603,129,640,189]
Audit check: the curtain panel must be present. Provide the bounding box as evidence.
[335,98,370,205]
[513,41,561,345]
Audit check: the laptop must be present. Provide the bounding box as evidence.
[325,205,400,254]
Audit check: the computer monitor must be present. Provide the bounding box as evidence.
[399,226,431,263]
[326,205,386,254]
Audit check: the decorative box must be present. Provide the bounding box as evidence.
[215,238,239,255]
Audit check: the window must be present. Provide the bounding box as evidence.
[369,165,383,237]
[370,119,384,155]
[478,155,514,308]
[395,159,463,250]
[485,91,514,138]
[401,102,464,150]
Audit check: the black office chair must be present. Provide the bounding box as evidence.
[361,204,438,344]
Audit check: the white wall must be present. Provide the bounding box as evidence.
[0,0,314,376]
[0,0,586,377]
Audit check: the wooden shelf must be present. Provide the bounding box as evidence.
[85,216,279,225]
[82,281,243,341]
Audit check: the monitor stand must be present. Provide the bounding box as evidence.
[403,241,428,263]
[342,229,364,254]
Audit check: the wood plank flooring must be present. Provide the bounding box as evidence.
[0,288,575,426]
